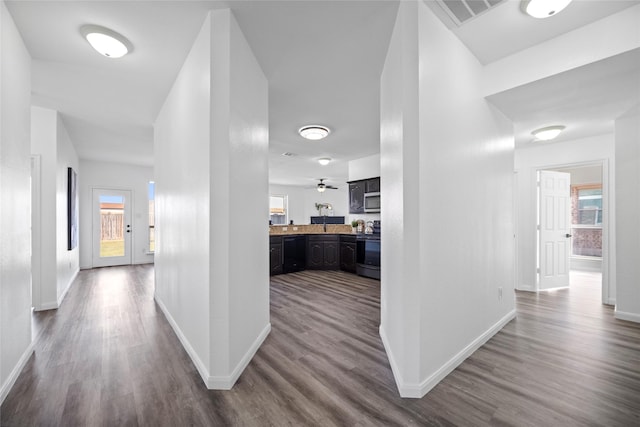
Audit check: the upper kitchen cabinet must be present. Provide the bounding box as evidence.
[348,177,380,214]
[365,177,380,193]
[348,181,365,214]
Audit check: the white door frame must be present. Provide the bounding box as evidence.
[534,159,611,305]
[92,188,133,267]
[31,155,42,311]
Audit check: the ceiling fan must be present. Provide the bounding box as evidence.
[317,178,338,192]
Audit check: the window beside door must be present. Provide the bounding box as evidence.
[571,184,602,258]
[149,181,155,253]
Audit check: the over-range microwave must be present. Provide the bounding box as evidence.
[364,192,381,213]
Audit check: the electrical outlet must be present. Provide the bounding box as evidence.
[282,227,288,231]
[498,287,503,301]
[293,227,298,231]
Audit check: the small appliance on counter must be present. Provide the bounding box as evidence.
[364,221,374,234]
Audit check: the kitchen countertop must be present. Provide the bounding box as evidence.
[269,224,352,235]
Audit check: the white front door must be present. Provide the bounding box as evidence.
[92,189,132,267]
[538,171,571,290]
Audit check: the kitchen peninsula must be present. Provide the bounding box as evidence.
[269,224,381,280]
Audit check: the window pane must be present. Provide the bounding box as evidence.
[269,195,287,224]
[571,185,603,257]
[578,209,602,225]
[99,195,125,257]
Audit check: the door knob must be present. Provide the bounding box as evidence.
[565,233,572,238]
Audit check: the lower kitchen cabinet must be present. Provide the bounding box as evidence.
[283,236,306,273]
[307,235,339,270]
[340,235,357,273]
[269,236,283,276]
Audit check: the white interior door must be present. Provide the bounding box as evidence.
[538,171,571,290]
[92,188,132,267]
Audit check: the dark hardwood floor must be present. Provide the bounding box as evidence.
[2,266,639,426]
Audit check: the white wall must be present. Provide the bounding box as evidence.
[154,11,212,381]
[553,165,602,185]
[0,0,33,404]
[269,184,348,225]
[30,107,57,308]
[78,160,154,269]
[154,9,269,389]
[348,153,381,223]
[221,10,269,377]
[30,106,80,309]
[514,134,615,301]
[614,106,640,323]
[380,1,516,398]
[56,115,79,303]
[349,153,380,181]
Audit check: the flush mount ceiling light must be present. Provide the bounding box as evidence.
[521,0,572,18]
[299,125,330,141]
[318,158,332,166]
[532,125,566,141]
[81,24,132,58]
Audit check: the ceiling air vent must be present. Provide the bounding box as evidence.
[436,0,506,26]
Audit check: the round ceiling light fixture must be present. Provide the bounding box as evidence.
[299,125,330,141]
[532,125,566,141]
[318,158,332,166]
[81,24,132,58]
[521,0,572,18]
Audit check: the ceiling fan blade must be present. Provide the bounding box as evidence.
[326,185,339,189]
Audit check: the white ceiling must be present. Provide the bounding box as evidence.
[431,0,639,64]
[487,47,640,146]
[5,0,640,188]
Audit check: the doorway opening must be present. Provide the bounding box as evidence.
[536,161,608,304]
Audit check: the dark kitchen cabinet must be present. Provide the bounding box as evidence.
[365,177,380,193]
[340,235,357,273]
[307,235,339,270]
[348,181,365,214]
[348,177,380,214]
[269,236,283,276]
[283,236,306,273]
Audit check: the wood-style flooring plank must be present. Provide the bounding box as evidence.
[2,266,640,426]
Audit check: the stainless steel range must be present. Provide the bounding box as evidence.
[356,221,380,280]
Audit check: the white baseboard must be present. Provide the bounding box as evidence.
[615,310,640,323]
[57,269,78,308]
[36,301,59,311]
[381,309,517,398]
[154,294,211,386]
[415,309,517,397]
[0,341,35,405]
[379,325,411,397]
[154,293,271,390]
[206,323,271,390]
